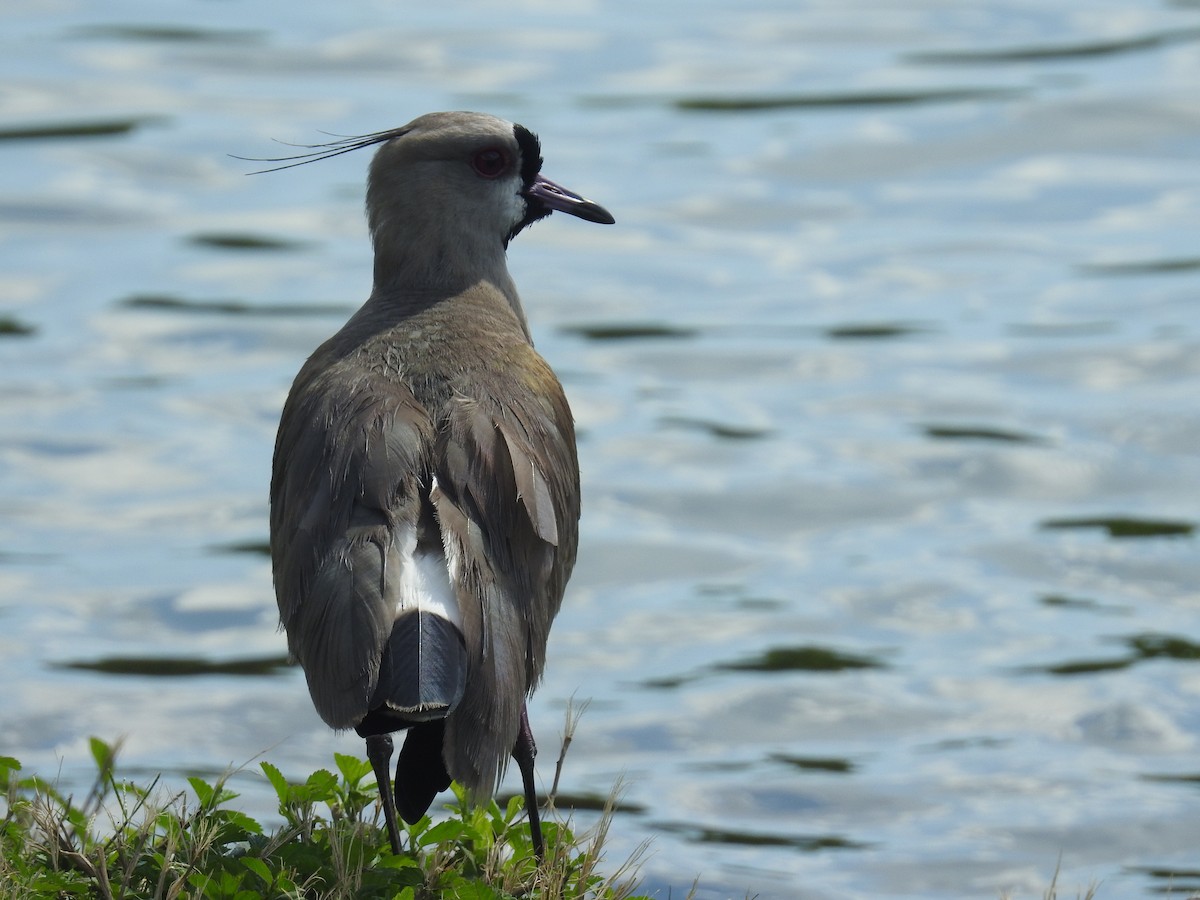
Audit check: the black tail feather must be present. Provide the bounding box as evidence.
[353,612,465,818]
[396,721,452,823]
[377,611,467,713]
[356,612,467,736]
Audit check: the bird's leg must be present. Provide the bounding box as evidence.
[365,734,403,855]
[512,704,544,861]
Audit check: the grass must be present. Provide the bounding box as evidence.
[0,733,650,900]
[1001,861,1099,900]
[0,731,1120,900]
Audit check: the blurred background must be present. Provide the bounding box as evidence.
[2,1,1200,897]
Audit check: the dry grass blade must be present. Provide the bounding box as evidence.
[999,859,1101,900]
[550,695,591,803]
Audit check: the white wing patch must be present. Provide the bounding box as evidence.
[393,512,463,630]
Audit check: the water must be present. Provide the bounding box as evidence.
[2,1,1200,897]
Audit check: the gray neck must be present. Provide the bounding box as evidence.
[368,216,530,341]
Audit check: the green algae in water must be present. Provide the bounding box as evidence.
[717,645,884,673]
[1041,516,1195,538]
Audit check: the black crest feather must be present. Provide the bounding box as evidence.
[230,127,410,174]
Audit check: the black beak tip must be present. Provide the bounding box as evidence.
[581,205,616,226]
[526,175,615,226]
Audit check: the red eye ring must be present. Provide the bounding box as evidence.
[471,148,508,179]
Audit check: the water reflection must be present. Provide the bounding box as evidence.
[2,1,1200,898]
[0,119,148,140]
[676,86,1025,111]
[907,25,1200,64]
[120,294,353,317]
[58,655,291,677]
[1040,516,1196,537]
[716,645,886,673]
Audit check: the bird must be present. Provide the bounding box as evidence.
[265,111,614,859]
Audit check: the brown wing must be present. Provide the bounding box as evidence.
[430,347,580,796]
[270,360,434,729]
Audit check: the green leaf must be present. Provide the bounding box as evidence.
[260,761,290,806]
[450,882,504,900]
[220,809,264,837]
[88,737,114,775]
[188,776,215,806]
[405,813,432,840]
[376,854,419,872]
[334,752,373,786]
[305,768,339,792]
[0,755,19,790]
[420,819,465,847]
[504,794,523,822]
[218,870,246,894]
[186,872,213,894]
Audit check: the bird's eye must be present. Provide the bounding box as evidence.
[471,148,508,179]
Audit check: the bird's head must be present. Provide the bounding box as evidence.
[238,111,613,292]
[363,112,613,253]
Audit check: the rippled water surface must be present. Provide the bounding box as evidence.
[3,2,1200,897]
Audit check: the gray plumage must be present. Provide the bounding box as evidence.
[267,111,612,851]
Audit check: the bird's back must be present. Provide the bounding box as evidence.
[270,280,579,801]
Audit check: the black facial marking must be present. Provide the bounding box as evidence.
[508,123,552,245]
[513,124,544,188]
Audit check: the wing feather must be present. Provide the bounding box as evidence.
[270,364,433,729]
[432,356,579,795]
